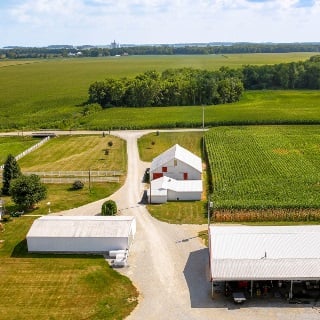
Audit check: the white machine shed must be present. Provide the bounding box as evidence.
[209,225,320,281]
[27,215,136,253]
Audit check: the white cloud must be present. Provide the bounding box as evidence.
[2,0,320,46]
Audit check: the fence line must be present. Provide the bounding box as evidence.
[23,170,123,177]
[40,177,120,184]
[0,136,50,169]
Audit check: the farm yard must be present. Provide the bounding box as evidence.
[0,135,126,214]
[1,52,320,320]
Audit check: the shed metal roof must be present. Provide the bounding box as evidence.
[150,144,202,173]
[27,216,135,239]
[150,176,203,193]
[209,225,320,281]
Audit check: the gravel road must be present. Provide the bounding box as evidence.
[2,129,319,319]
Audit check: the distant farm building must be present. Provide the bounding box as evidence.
[148,144,202,203]
[27,216,136,253]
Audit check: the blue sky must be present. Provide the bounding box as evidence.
[0,0,319,47]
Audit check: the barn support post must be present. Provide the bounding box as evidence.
[250,280,253,297]
[289,281,293,299]
[211,281,214,298]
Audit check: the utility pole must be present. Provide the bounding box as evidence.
[88,168,91,193]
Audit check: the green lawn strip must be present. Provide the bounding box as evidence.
[138,131,204,162]
[2,182,120,215]
[206,125,320,210]
[147,201,207,224]
[0,136,40,164]
[0,218,138,320]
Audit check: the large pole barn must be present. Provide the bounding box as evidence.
[27,216,136,253]
[209,225,320,301]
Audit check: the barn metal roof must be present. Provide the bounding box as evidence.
[150,176,203,193]
[209,225,320,281]
[150,144,202,173]
[27,216,136,239]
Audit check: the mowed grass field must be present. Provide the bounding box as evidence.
[206,125,320,210]
[1,135,126,214]
[0,53,316,130]
[18,135,126,171]
[0,136,40,164]
[0,217,138,320]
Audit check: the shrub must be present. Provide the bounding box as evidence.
[10,174,47,210]
[101,200,117,216]
[72,180,84,190]
[108,141,113,147]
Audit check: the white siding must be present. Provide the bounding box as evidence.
[27,216,136,253]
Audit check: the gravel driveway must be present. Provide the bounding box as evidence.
[2,129,319,319]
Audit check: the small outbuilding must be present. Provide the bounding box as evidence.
[209,225,320,299]
[147,176,202,203]
[27,215,136,253]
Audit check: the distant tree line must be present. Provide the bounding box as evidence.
[88,56,320,108]
[88,68,244,107]
[243,55,320,89]
[1,43,320,59]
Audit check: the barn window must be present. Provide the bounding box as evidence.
[162,167,167,172]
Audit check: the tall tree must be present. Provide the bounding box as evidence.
[2,154,21,195]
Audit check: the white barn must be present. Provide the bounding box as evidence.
[147,176,203,203]
[150,144,202,181]
[27,215,136,253]
[209,225,320,299]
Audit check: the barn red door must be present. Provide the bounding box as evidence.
[153,173,163,180]
[183,172,188,180]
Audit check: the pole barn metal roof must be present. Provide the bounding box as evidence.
[209,225,320,281]
[26,216,136,253]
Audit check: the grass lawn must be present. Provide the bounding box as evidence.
[0,217,138,320]
[147,201,207,224]
[138,131,204,162]
[2,135,126,214]
[2,183,121,215]
[18,135,126,172]
[0,136,40,164]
